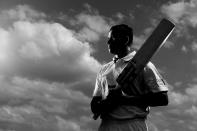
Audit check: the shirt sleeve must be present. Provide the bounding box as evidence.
[143,62,168,93]
[93,73,102,97]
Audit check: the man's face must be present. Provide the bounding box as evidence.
[107,30,128,55]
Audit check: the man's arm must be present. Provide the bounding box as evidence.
[126,62,169,107]
[120,91,168,107]
[90,96,102,115]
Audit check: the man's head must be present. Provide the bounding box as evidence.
[107,24,133,56]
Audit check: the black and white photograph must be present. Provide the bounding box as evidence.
[0,0,196,131]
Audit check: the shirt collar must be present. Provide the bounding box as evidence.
[113,51,136,63]
[122,51,136,61]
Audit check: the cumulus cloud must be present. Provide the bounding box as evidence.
[58,4,112,42]
[167,83,197,124]
[185,106,197,119]
[161,0,197,27]
[76,13,109,34]
[161,0,197,43]
[146,82,197,130]
[73,13,111,42]
[167,83,197,108]
[56,116,80,131]
[185,84,197,102]
[0,4,103,131]
[77,27,101,41]
[0,5,101,83]
[0,28,10,62]
[0,5,46,28]
[146,82,197,131]
[168,91,189,105]
[115,12,125,21]
[0,75,91,130]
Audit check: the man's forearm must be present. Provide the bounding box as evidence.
[121,91,168,107]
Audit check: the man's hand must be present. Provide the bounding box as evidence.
[91,85,123,120]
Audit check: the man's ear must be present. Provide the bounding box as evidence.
[124,36,130,46]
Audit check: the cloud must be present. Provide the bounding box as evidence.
[185,84,197,102]
[185,106,197,119]
[56,116,80,131]
[0,5,46,28]
[133,35,145,49]
[164,40,175,48]
[174,81,183,87]
[0,75,90,111]
[77,27,100,41]
[191,41,197,51]
[0,75,91,130]
[0,5,101,83]
[0,4,102,131]
[181,45,188,53]
[0,28,10,62]
[161,0,197,27]
[72,13,111,42]
[167,83,197,107]
[145,83,197,131]
[131,18,175,50]
[165,83,197,128]
[192,41,197,66]
[161,0,197,42]
[58,4,112,42]
[75,12,110,34]
[0,106,26,123]
[115,12,125,21]
[168,91,189,105]
[147,82,197,130]
[133,30,175,50]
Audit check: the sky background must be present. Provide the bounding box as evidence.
[0,0,196,131]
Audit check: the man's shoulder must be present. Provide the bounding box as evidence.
[145,61,157,71]
[144,62,164,80]
[142,61,160,76]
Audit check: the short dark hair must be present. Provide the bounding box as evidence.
[110,24,133,45]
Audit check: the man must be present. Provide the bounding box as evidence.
[91,24,169,131]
